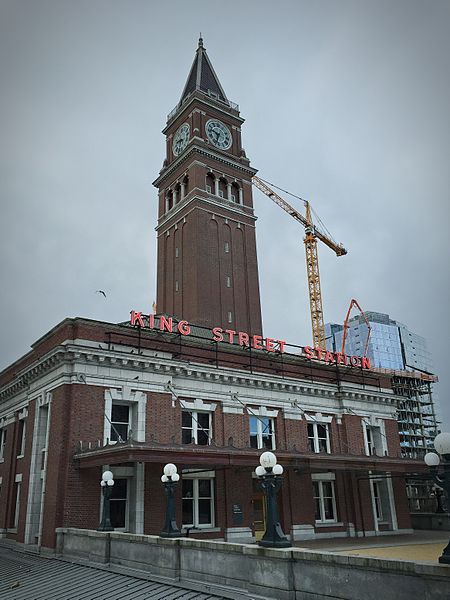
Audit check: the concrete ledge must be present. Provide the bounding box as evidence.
[56,528,450,600]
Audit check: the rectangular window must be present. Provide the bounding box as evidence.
[226,276,231,288]
[364,424,384,456]
[224,242,229,253]
[308,422,330,453]
[182,477,214,528]
[231,194,236,202]
[175,280,179,292]
[313,480,337,523]
[249,416,275,450]
[175,247,179,258]
[366,426,374,455]
[182,410,211,445]
[0,428,6,460]
[206,185,212,193]
[219,190,224,198]
[109,478,128,529]
[17,420,26,457]
[227,311,232,323]
[110,404,130,442]
[373,481,383,521]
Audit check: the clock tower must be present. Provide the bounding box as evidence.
[153,38,263,336]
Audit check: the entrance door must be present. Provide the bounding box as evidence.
[109,478,128,530]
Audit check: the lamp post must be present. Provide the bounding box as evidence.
[255,451,291,548]
[424,432,450,564]
[98,470,114,531]
[160,463,181,537]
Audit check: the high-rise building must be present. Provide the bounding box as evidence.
[326,312,439,461]
[153,38,263,336]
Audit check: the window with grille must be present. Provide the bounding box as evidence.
[308,422,330,453]
[17,419,26,457]
[109,478,128,529]
[372,481,383,521]
[313,479,337,523]
[0,428,7,461]
[249,416,275,450]
[182,410,211,445]
[182,477,214,528]
[110,404,130,442]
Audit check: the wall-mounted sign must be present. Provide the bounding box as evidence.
[129,311,371,369]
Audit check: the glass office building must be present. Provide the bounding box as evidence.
[326,312,439,462]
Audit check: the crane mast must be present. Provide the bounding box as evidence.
[252,176,347,349]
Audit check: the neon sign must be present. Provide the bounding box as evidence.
[129,311,371,369]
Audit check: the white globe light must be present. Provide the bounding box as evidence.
[434,432,450,455]
[172,473,180,482]
[107,479,114,486]
[102,470,113,482]
[424,452,440,467]
[161,474,169,483]
[100,480,106,487]
[163,463,177,477]
[260,451,277,469]
[255,465,266,477]
[272,464,283,475]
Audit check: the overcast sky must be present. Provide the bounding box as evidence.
[1,0,449,429]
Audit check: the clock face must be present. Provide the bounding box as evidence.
[172,123,190,156]
[205,119,232,150]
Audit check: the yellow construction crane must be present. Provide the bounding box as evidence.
[252,176,347,349]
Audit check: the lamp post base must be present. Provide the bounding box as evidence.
[438,541,450,564]
[258,537,291,549]
[97,525,114,532]
[160,530,182,538]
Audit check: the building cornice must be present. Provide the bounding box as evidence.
[155,192,257,232]
[0,339,398,420]
[153,144,257,188]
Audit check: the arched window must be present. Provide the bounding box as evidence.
[231,183,240,203]
[218,177,227,199]
[206,173,215,195]
[174,183,181,204]
[166,190,174,212]
[182,174,189,197]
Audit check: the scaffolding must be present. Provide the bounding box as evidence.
[389,372,438,460]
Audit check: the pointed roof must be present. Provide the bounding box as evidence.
[180,37,229,104]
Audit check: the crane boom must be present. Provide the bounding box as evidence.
[252,175,347,349]
[252,176,347,257]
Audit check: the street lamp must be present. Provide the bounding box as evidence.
[255,451,291,548]
[98,470,114,531]
[424,432,450,564]
[160,463,181,537]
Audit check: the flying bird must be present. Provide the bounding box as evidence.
[96,290,107,298]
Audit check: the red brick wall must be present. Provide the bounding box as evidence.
[147,392,181,444]
[41,383,105,547]
[340,415,365,455]
[392,476,412,529]
[385,419,402,458]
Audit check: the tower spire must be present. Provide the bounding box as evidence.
[179,37,228,104]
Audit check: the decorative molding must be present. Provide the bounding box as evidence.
[153,143,256,188]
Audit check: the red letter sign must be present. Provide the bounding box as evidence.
[130,311,144,327]
[177,320,191,335]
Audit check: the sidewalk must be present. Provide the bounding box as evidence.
[294,530,450,563]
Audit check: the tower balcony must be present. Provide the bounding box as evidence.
[167,89,239,124]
